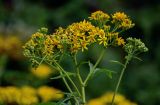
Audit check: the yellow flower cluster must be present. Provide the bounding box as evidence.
[23,11,134,60]
[89,11,110,21]
[37,86,64,102]
[31,64,55,79]
[112,12,135,30]
[0,36,22,59]
[87,92,137,105]
[66,20,107,52]
[0,86,63,105]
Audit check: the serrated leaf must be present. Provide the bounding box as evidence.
[110,60,124,67]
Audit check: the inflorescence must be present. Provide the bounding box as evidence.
[23,11,147,67]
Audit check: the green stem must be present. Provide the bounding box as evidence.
[84,49,105,84]
[78,49,105,104]
[46,61,79,105]
[73,54,85,104]
[111,55,131,105]
[74,54,83,85]
[82,86,86,105]
[59,71,73,93]
[59,71,80,105]
[53,59,81,97]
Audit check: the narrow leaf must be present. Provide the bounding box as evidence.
[95,68,116,79]
[133,56,143,61]
[88,61,94,72]
[50,75,64,80]
[50,72,76,80]
[110,60,124,67]
[77,61,89,68]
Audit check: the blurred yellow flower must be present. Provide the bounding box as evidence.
[31,64,53,79]
[0,86,38,105]
[37,86,64,102]
[21,86,37,96]
[88,92,137,105]
[0,86,63,105]
[0,36,22,59]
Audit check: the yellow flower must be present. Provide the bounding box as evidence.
[116,37,125,46]
[31,32,44,39]
[104,25,110,31]
[17,95,38,105]
[37,86,64,102]
[112,12,134,30]
[121,18,135,29]
[21,86,37,96]
[98,36,108,47]
[17,86,38,105]
[87,92,137,105]
[80,39,89,52]
[66,20,105,53]
[0,36,22,59]
[88,99,104,105]
[31,64,53,79]
[112,12,127,21]
[70,44,81,53]
[0,86,63,105]
[89,10,110,21]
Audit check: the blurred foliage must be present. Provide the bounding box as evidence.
[0,0,160,105]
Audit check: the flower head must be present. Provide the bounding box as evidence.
[31,64,53,79]
[37,86,64,102]
[89,11,110,21]
[0,36,22,59]
[112,12,135,30]
[124,37,148,54]
[87,92,137,105]
[116,37,125,46]
[66,20,106,53]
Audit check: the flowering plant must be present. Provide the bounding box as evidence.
[23,11,148,105]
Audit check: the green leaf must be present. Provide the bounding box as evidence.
[77,61,88,68]
[110,60,124,67]
[95,68,116,79]
[88,61,94,72]
[133,56,143,61]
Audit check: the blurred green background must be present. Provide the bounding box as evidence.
[0,0,160,105]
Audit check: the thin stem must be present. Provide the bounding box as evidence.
[46,61,80,105]
[93,49,105,69]
[53,59,81,97]
[74,54,83,85]
[82,86,86,105]
[73,54,86,104]
[84,49,105,84]
[59,71,73,93]
[111,55,131,105]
